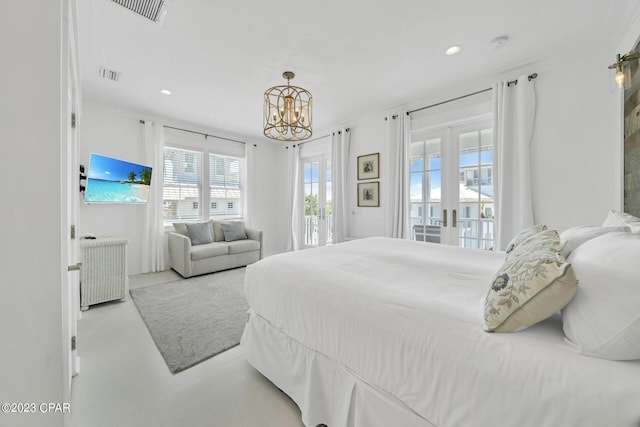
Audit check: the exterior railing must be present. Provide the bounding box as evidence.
[411,217,494,250]
[304,214,333,246]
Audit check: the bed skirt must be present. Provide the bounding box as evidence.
[241,309,435,427]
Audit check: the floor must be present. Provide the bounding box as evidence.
[70,269,305,427]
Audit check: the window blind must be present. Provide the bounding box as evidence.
[163,147,202,221]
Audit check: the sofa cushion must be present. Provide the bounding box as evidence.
[190,242,229,261]
[227,239,260,254]
[211,221,226,242]
[172,222,188,236]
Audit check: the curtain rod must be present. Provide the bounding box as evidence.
[139,120,246,144]
[406,73,538,116]
[287,128,350,147]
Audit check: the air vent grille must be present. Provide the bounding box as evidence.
[98,67,121,82]
[111,0,167,23]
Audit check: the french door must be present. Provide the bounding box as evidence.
[410,119,495,249]
[302,155,332,248]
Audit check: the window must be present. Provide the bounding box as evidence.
[163,147,202,221]
[163,147,243,223]
[209,154,241,220]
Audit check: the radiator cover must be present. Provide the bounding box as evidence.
[80,237,128,310]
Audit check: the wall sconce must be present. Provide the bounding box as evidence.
[608,50,640,89]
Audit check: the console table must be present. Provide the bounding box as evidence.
[80,236,128,311]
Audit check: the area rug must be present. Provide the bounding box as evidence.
[129,268,248,374]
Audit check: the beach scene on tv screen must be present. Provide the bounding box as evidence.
[85,153,152,203]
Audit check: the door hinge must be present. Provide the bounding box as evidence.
[71,336,77,351]
[70,225,76,239]
[71,113,77,129]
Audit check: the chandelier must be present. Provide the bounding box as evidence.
[263,71,313,141]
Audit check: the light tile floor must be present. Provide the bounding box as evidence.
[70,269,305,427]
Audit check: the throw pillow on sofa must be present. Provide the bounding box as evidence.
[221,221,248,242]
[185,221,214,245]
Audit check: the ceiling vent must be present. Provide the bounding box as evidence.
[111,0,167,23]
[98,67,121,82]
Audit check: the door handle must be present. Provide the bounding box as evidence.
[67,262,82,272]
[452,209,457,228]
[442,209,448,227]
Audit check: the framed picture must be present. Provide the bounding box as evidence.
[357,152,379,180]
[357,181,379,207]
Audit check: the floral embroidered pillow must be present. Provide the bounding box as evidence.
[505,224,548,254]
[484,232,578,333]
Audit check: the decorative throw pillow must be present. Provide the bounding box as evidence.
[602,210,640,233]
[562,231,640,360]
[559,225,630,258]
[484,231,578,333]
[505,224,548,254]
[221,221,247,242]
[185,222,214,246]
[507,228,562,261]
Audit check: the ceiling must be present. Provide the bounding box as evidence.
[77,0,636,141]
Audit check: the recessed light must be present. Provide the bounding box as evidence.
[160,89,172,95]
[446,46,461,56]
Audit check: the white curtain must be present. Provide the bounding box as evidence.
[243,142,256,225]
[141,120,166,272]
[286,144,302,251]
[385,112,411,239]
[331,129,351,243]
[493,75,537,250]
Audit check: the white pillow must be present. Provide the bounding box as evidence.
[559,225,630,258]
[602,210,640,233]
[562,231,640,360]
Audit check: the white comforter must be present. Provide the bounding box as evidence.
[244,237,640,427]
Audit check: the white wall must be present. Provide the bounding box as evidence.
[0,2,65,426]
[79,103,284,273]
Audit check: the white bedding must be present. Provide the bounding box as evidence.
[242,237,640,427]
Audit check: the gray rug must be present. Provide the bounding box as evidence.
[130,268,248,374]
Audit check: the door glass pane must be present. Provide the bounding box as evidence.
[325,160,333,244]
[304,160,319,246]
[458,129,494,249]
[411,138,442,243]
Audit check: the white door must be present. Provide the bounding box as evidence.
[62,2,81,407]
[410,119,494,249]
[302,155,332,247]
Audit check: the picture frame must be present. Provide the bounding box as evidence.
[357,152,379,180]
[357,181,379,207]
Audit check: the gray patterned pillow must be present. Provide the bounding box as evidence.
[484,230,578,333]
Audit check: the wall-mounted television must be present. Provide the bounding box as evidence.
[84,153,152,204]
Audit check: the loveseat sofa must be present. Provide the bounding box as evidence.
[168,220,262,278]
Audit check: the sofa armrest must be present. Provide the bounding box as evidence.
[168,232,193,277]
[245,227,263,259]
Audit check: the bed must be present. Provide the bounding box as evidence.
[241,228,640,427]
